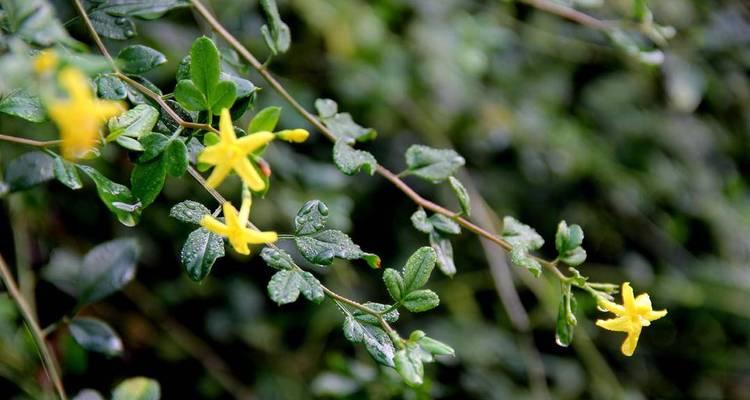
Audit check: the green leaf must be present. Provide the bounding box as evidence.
[294,200,329,235]
[248,106,281,133]
[315,98,377,142]
[401,289,439,312]
[190,36,221,96]
[502,216,545,277]
[4,151,54,192]
[2,0,78,46]
[404,145,465,183]
[259,0,291,55]
[555,221,587,266]
[394,346,424,386]
[130,157,166,208]
[69,317,123,356]
[116,136,144,151]
[88,8,136,40]
[294,230,376,267]
[260,247,296,270]
[42,238,141,305]
[138,133,170,162]
[176,56,191,81]
[429,231,456,277]
[333,140,377,176]
[383,268,404,301]
[555,284,577,347]
[448,176,471,216]
[106,104,160,141]
[78,165,141,226]
[87,0,188,40]
[174,80,207,112]
[180,227,225,282]
[164,139,188,177]
[267,268,324,305]
[169,200,210,224]
[72,389,105,400]
[410,209,433,234]
[53,156,82,190]
[352,302,399,325]
[342,312,395,367]
[402,247,437,293]
[112,377,160,400]
[208,80,237,114]
[428,214,461,235]
[95,75,128,100]
[0,88,45,122]
[221,73,256,99]
[417,335,455,357]
[117,45,166,74]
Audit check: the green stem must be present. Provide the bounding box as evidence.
[0,254,67,400]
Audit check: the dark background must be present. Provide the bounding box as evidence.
[1,0,750,399]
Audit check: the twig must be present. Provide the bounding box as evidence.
[520,0,612,31]
[0,134,61,147]
[190,0,568,282]
[0,253,66,400]
[70,0,118,71]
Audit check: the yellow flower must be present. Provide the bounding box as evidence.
[276,128,309,143]
[199,196,277,255]
[198,109,275,190]
[48,68,126,159]
[596,282,667,356]
[33,50,59,74]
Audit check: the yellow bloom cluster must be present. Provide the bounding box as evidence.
[200,196,277,255]
[198,109,309,190]
[596,282,667,356]
[33,50,127,160]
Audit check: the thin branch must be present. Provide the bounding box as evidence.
[0,134,61,147]
[70,0,118,70]
[520,0,612,31]
[0,253,66,400]
[191,0,568,281]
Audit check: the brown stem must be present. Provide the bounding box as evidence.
[520,0,612,31]
[0,254,66,399]
[0,134,61,147]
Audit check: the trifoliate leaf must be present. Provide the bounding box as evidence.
[402,289,440,312]
[69,317,123,356]
[294,200,329,235]
[402,247,437,293]
[410,208,433,234]
[448,176,471,216]
[404,145,465,183]
[429,231,456,277]
[169,200,210,224]
[428,214,461,235]
[502,216,544,277]
[260,247,296,270]
[342,312,395,367]
[315,98,376,142]
[555,221,587,266]
[180,227,224,282]
[383,268,404,301]
[333,140,377,176]
[117,45,166,74]
[112,377,160,400]
[106,104,159,142]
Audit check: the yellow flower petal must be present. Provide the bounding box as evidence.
[644,309,668,321]
[596,316,631,332]
[621,282,635,311]
[238,197,252,226]
[236,131,275,153]
[598,298,625,315]
[243,229,278,244]
[233,158,265,191]
[205,162,233,188]
[621,326,642,357]
[34,50,58,74]
[219,109,237,142]
[200,215,229,236]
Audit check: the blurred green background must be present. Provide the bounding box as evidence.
[1,0,750,399]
